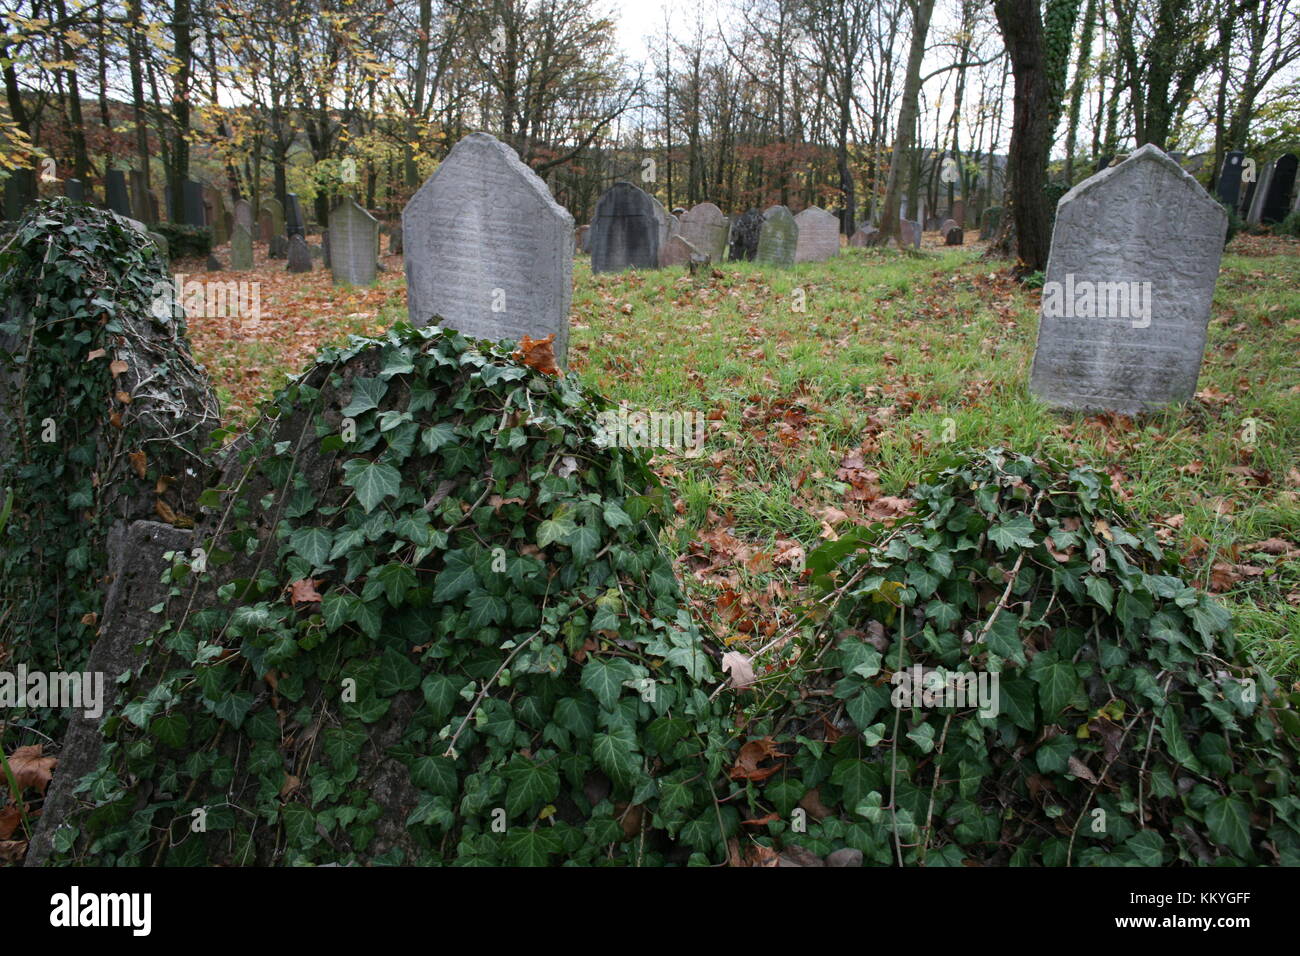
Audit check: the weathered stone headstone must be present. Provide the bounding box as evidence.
[230,224,254,270]
[287,235,313,273]
[105,169,132,217]
[848,225,879,247]
[729,209,762,261]
[661,234,702,267]
[589,181,660,274]
[1029,144,1227,415]
[269,235,289,259]
[403,131,574,363]
[203,186,227,244]
[234,199,254,232]
[63,178,85,202]
[940,218,958,236]
[1216,151,1246,209]
[679,203,729,262]
[330,200,379,286]
[574,224,590,253]
[259,209,274,243]
[285,193,306,238]
[263,197,285,236]
[206,253,224,271]
[649,195,678,263]
[980,206,1002,240]
[3,169,36,220]
[129,170,152,224]
[1261,153,1297,225]
[1245,160,1274,224]
[794,206,839,263]
[944,225,964,246]
[387,224,402,255]
[899,218,921,249]
[182,180,204,230]
[756,205,797,267]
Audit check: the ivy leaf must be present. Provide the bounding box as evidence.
[342,458,402,513]
[421,673,459,723]
[504,828,557,867]
[1029,652,1078,719]
[581,657,637,710]
[376,648,421,697]
[149,713,189,748]
[290,527,333,569]
[465,589,508,631]
[593,727,640,788]
[433,549,478,602]
[340,376,387,417]
[1204,795,1252,857]
[988,515,1037,550]
[505,756,559,817]
[410,756,458,799]
[537,513,577,549]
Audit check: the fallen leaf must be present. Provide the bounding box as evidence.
[7,745,57,794]
[722,651,756,689]
[288,578,323,606]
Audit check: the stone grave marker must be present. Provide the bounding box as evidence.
[230,224,254,271]
[756,205,797,267]
[129,170,152,223]
[1245,160,1274,224]
[848,225,879,247]
[944,225,964,245]
[1029,144,1227,414]
[661,234,702,267]
[64,179,85,202]
[589,181,660,273]
[574,224,590,253]
[402,131,574,364]
[1261,153,1297,225]
[285,194,306,238]
[980,206,1002,240]
[729,209,762,261]
[203,186,227,243]
[105,169,132,217]
[286,235,313,273]
[234,199,254,232]
[264,197,285,236]
[259,208,275,243]
[330,200,379,286]
[182,180,205,227]
[1216,151,1245,209]
[679,203,729,262]
[794,206,839,263]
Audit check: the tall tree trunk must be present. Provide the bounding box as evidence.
[878,0,936,245]
[169,0,193,222]
[1063,0,1097,182]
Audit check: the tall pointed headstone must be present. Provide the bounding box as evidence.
[1029,144,1227,414]
[402,131,574,364]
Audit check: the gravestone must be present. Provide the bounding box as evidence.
[3,169,36,220]
[182,180,205,227]
[286,235,313,273]
[259,209,274,243]
[793,206,839,263]
[661,234,702,267]
[105,169,132,217]
[203,186,227,244]
[980,206,1002,240]
[64,179,85,202]
[1261,153,1297,225]
[574,224,590,253]
[1216,151,1246,208]
[848,225,879,247]
[944,225,964,246]
[649,195,676,263]
[729,209,762,261]
[129,170,152,223]
[285,193,306,238]
[679,203,729,262]
[264,197,285,236]
[206,253,223,271]
[1029,144,1227,414]
[230,224,254,270]
[234,199,254,232]
[269,235,289,259]
[330,200,379,286]
[403,131,574,364]
[1245,160,1274,224]
[589,181,660,273]
[756,205,797,267]
[387,224,402,256]
[899,218,921,249]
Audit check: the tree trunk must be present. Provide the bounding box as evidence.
[878,0,936,245]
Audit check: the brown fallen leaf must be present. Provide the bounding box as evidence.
[7,745,57,794]
[730,736,784,782]
[288,578,323,606]
[721,651,756,689]
[0,803,23,840]
[127,450,147,478]
[513,334,560,376]
[109,358,128,377]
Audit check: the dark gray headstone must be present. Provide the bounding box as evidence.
[129,170,152,224]
[756,205,797,267]
[330,200,379,286]
[590,181,660,273]
[387,224,402,256]
[403,131,574,363]
[980,206,1003,241]
[285,193,306,238]
[231,224,254,270]
[105,169,131,217]
[679,203,728,262]
[321,230,330,267]
[794,206,839,263]
[574,224,590,253]
[1261,153,1297,225]
[269,235,289,259]
[287,234,313,273]
[182,180,205,228]
[206,253,224,271]
[203,186,227,243]
[63,178,85,202]
[729,209,762,261]
[1216,151,1245,208]
[4,168,36,220]
[944,225,964,246]
[1029,144,1227,414]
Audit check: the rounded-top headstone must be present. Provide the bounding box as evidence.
[756,205,798,267]
[589,181,660,274]
[793,206,839,263]
[402,131,575,365]
[679,202,729,263]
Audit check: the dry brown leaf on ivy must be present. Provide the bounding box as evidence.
[0,840,26,864]
[0,803,23,840]
[288,578,323,606]
[512,334,560,376]
[127,450,147,478]
[7,745,57,794]
[721,651,756,689]
[730,736,784,781]
[86,348,107,362]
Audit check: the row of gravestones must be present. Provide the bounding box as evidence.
[1217,150,1299,225]
[579,181,844,272]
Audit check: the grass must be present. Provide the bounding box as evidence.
[188,235,1300,682]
